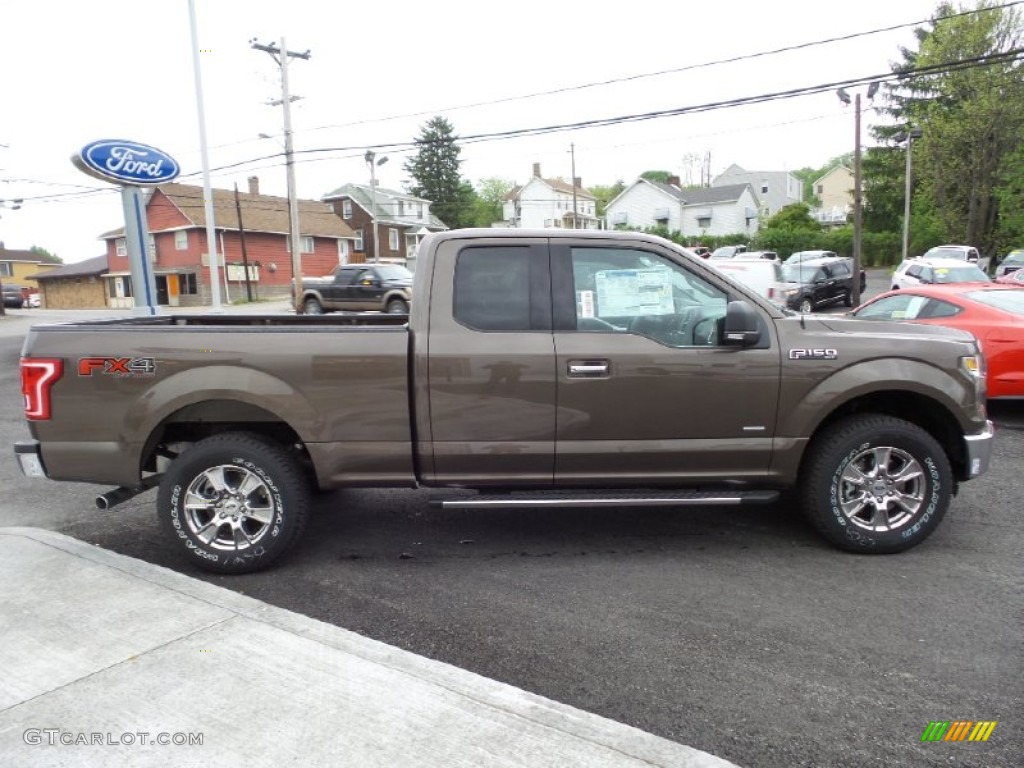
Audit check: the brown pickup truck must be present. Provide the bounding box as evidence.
[15,230,994,573]
[294,263,413,314]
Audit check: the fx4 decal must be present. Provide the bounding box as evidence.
[788,348,838,360]
[78,357,157,376]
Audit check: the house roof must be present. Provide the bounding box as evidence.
[0,247,63,264]
[30,254,109,281]
[506,177,595,201]
[100,183,358,240]
[321,183,448,230]
[609,179,754,210]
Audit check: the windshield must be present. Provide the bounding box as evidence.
[963,289,1024,316]
[931,265,989,283]
[924,247,969,260]
[376,265,413,280]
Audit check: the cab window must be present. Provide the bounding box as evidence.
[568,247,728,347]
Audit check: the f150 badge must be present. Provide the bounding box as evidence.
[78,357,157,376]
[788,348,838,360]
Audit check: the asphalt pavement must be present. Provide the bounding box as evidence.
[0,527,740,767]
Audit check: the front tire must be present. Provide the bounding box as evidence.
[799,297,814,314]
[303,296,324,315]
[843,290,853,307]
[800,415,952,554]
[158,433,311,573]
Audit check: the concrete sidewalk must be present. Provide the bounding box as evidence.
[0,528,740,768]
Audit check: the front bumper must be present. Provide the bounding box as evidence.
[963,420,995,479]
[14,440,47,479]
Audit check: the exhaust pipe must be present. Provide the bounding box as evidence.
[95,477,160,510]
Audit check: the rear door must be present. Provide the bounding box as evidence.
[550,239,780,484]
[422,236,556,485]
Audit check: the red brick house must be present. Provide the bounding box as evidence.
[100,180,358,307]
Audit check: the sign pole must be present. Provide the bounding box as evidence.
[120,187,160,316]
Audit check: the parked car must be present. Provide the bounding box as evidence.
[707,258,788,305]
[785,249,837,266]
[891,258,991,290]
[995,269,1024,286]
[994,248,1024,278]
[2,284,26,308]
[23,292,41,308]
[920,244,989,272]
[780,257,862,312]
[709,245,747,259]
[851,284,1024,399]
[741,250,779,261]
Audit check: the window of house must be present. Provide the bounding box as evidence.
[417,203,424,218]
[342,200,352,218]
[355,229,364,251]
[697,217,711,229]
[175,230,188,250]
[389,228,399,251]
[116,238,127,256]
[816,184,824,195]
[0,263,12,277]
[569,247,728,347]
[761,184,769,194]
[148,234,156,261]
[398,200,404,215]
[453,247,540,331]
[180,273,198,295]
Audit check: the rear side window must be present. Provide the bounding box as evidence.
[454,246,548,331]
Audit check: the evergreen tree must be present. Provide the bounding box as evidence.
[868,1,1024,254]
[403,116,477,229]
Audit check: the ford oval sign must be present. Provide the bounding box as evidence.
[74,140,180,186]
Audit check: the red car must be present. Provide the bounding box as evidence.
[851,284,1024,399]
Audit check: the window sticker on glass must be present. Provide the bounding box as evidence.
[579,290,595,318]
[595,268,674,316]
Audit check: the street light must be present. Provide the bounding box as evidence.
[364,151,388,264]
[893,127,924,262]
[837,83,879,306]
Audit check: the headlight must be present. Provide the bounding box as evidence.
[960,354,984,379]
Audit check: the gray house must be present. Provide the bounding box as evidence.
[711,164,802,217]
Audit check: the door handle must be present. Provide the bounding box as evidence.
[568,360,609,377]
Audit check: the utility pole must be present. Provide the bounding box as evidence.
[570,143,578,229]
[233,183,254,302]
[251,37,310,313]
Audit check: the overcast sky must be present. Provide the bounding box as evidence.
[2,0,947,263]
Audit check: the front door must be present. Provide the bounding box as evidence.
[155,275,169,306]
[550,241,781,485]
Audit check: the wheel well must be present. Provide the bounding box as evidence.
[807,390,967,478]
[141,400,308,477]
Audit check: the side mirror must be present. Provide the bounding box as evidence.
[723,300,762,347]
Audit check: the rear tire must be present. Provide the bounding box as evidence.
[158,433,311,574]
[386,298,409,314]
[800,415,951,554]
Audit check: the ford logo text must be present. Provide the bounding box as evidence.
[76,140,180,186]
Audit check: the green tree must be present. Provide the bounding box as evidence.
[29,245,62,264]
[639,170,673,183]
[589,181,626,218]
[404,116,476,229]
[471,177,515,227]
[763,203,821,231]
[869,1,1024,255]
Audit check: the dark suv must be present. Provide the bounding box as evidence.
[1,284,26,308]
[780,257,866,313]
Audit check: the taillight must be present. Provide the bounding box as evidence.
[21,358,63,421]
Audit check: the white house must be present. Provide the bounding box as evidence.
[604,177,761,238]
[501,163,600,229]
[711,164,802,217]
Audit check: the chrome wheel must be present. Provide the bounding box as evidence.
[837,446,924,532]
[183,464,277,552]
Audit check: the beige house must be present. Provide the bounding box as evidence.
[812,166,853,226]
[0,246,61,288]
[30,255,109,309]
